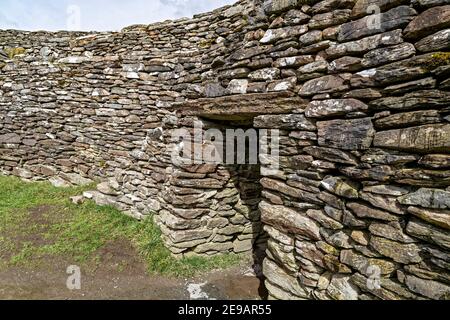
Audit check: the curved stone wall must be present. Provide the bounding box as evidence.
[1,0,450,300]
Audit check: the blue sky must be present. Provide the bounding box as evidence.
[0,0,236,31]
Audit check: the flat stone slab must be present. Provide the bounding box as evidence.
[171,92,307,120]
[374,124,450,153]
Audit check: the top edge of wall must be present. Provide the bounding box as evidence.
[0,0,252,35]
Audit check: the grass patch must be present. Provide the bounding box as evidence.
[0,176,241,277]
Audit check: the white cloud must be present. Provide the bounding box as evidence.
[0,0,237,31]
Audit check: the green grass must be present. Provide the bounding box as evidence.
[0,175,241,277]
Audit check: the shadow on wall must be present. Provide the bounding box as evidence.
[225,162,268,299]
[217,117,268,299]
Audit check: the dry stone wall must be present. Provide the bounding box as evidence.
[1,0,450,300]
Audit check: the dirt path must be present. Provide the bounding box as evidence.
[0,195,266,300]
[0,239,263,300]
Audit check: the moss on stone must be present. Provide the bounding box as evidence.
[199,38,215,49]
[4,47,26,59]
[98,160,106,168]
[425,52,450,70]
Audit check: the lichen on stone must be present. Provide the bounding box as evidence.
[426,52,450,70]
[4,47,26,59]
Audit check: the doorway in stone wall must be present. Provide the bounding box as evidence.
[197,115,267,298]
[171,92,305,299]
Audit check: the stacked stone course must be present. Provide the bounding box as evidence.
[1,0,450,300]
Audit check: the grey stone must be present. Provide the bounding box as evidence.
[382,76,437,95]
[340,250,397,276]
[0,133,20,144]
[297,61,329,74]
[369,236,422,264]
[304,146,358,165]
[267,239,297,271]
[70,195,85,205]
[254,114,316,131]
[342,88,382,99]
[97,182,118,196]
[194,241,233,254]
[260,201,321,240]
[374,124,450,153]
[263,258,309,298]
[204,82,226,98]
[327,275,359,300]
[299,75,348,96]
[326,30,404,58]
[227,79,248,94]
[305,99,368,118]
[58,56,89,64]
[412,0,450,7]
[82,191,115,207]
[312,0,356,14]
[350,273,417,300]
[329,56,362,72]
[260,25,308,44]
[406,219,450,249]
[166,227,212,244]
[264,225,294,246]
[363,185,410,196]
[360,192,404,215]
[60,173,93,186]
[160,210,203,230]
[267,77,297,92]
[353,53,445,87]
[374,109,441,130]
[307,209,343,230]
[274,55,315,68]
[12,168,33,179]
[309,10,352,29]
[321,176,359,199]
[338,6,416,42]
[352,0,411,18]
[398,188,450,209]
[415,28,450,52]
[404,274,450,299]
[347,202,398,222]
[299,30,323,45]
[370,90,450,111]
[393,168,450,188]
[49,176,71,188]
[408,206,450,230]
[317,118,375,150]
[248,68,281,81]
[263,0,299,15]
[361,43,416,68]
[369,222,416,243]
[419,154,450,169]
[322,230,353,249]
[404,5,450,39]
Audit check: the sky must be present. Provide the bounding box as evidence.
[0,0,237,32]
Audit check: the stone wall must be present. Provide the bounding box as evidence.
[1,0,450,300]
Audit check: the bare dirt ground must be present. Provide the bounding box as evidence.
[0,180,267,301]
[0,238,264,300]
[0,202,264,300]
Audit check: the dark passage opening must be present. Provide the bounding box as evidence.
[170,93,303,300]
[200,117,268,299]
